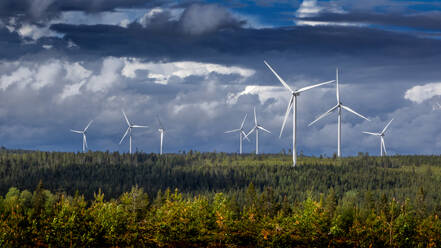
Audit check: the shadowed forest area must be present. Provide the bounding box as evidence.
[1,150,441,246]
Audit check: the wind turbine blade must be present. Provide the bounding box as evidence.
[119,127,130,144]
[246,126,257,138]
[70,129,83,134]
[336,68,340,103]
[132,125,149,128]
[122,110,130,126]
[381,118,394,134]
[362,131,380,136]
[381,137,387,155]
[308,104,339,127]
[84,120,93,132]
[224,129,240,134]
[84,134,88,149]
[242,131,250,142]
[263,60,293,92]
[341,105,369,121]
[280,95,294,138]
[240,113,247,130]
[258,126,271,134]
[254,107,257,125]
[296,80,335,93]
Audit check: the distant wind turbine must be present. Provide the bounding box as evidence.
[119,111,148,154]
[224,113,250,154]
[157,116,166,155]
[362,118,393,156]
[70,120,93,152]
[264,60,335,166]
[308,68,370,157]
[246,107,271,155]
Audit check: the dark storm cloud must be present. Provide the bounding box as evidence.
[297,11,441,31]
[0,27,46,59]
[0,0,176,22]
[179,4,246,34]
[1,1,441,155]
[50,22,441,62]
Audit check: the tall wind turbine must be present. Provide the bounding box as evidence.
[308,68,370,157]
[119,111,149,154]
[362,118,393,156]
[264,60,335,166]
[246,107,271,154]
[157,116,166,155]
[224,113,250,154]
[70,120,93,152]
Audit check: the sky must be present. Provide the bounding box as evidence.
[0,0,441,156]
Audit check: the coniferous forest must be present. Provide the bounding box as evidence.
[1,149,441,247]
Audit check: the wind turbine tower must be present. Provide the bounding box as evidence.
[246,107,271,155]
[225,113,250,154]
[309,68,370,157]
[70,120,93,152]
[119,111,149,154]
[264,60,335,166]
[362,118,393,156]
[157,116,166,155]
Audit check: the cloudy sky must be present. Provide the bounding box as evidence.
[0,0,441,156]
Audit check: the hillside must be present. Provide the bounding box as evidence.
[1,151,441,246]
[1,150,440,209]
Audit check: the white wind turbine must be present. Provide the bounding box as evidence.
[119,111,149,154]
[157,116,166,155]
[70,120,93,153]
[224,113,250,154]
[362,118,393,156]
[308,68,370,157]
[264,60,335,166]
[246,107,271,155]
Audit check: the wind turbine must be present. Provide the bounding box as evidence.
[246,107,271,155]
[264,60,335,166]
[70,120,93,152]
[308,68,370,157]
[224,113,250,154]
[119,111,149,154]
[157,116,166,155]
[362,118,393,156]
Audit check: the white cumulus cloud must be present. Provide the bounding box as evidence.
[122,58,255,84]
[405,82,441,103]
[227,85,286,105]
[295,0,361,27]
[87,57,124,93]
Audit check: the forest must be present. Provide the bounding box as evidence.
[0,149,441,246]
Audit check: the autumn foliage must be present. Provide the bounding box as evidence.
[0,183,440,247]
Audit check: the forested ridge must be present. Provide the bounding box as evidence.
[1,150,441,246]
[1,150,440,206]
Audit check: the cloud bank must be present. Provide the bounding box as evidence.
[0,0,440,156]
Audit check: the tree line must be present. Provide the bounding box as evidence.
[0,150,440,209]
[0,182,439,247]
[1,150,441,246]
